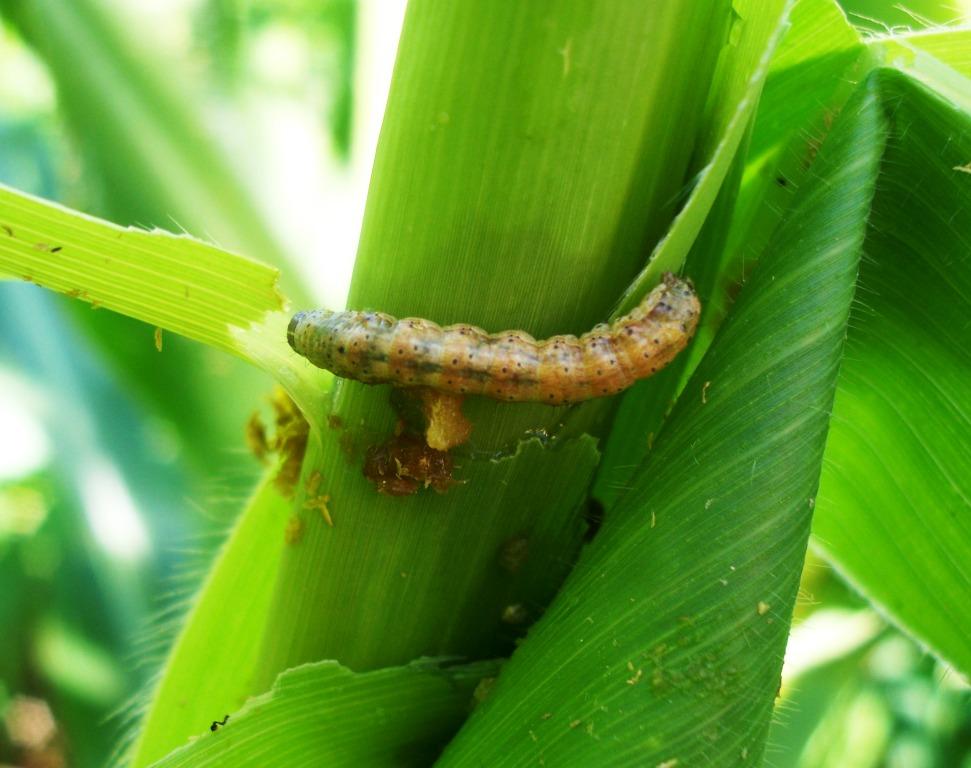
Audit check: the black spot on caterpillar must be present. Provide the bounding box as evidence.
[288,273,700,405]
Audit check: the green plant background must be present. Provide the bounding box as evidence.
[0,1,968,767]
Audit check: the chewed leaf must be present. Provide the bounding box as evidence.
[147,658,499,768]
[0,184,285,361]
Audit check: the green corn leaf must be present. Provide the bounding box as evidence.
[125,471,290,768]
[0,0,316,485]
[0,0,300,296]
[0,184,285,361]
[591,0,793,507]
[146,658,499,768]
[599,5,971,684]
[871,28,971,113]
[256,435,599,674]
[437,71,888,768]
[813,69,971,675]
[249,0,740,693]
[612,0,790,315]
[129,430,597,764]
[2,2,968,765]
[894,27,971,79]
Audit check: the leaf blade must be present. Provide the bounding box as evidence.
[147,659,498,768]
[437,73,888,768]
[0,184,284,360]
[813,69,971,674]
[125,471,290,768]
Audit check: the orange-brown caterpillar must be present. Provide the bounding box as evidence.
[288,273,700,405]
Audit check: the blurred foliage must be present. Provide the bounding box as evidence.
[196,0,357,158]
[776,633,971,768]
[0,0,968,766]
[0,1,354,765]
[769,552,971,767]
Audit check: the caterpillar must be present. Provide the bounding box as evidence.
[287,273,700,405]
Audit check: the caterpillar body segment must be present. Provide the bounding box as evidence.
[288,273,700,405]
